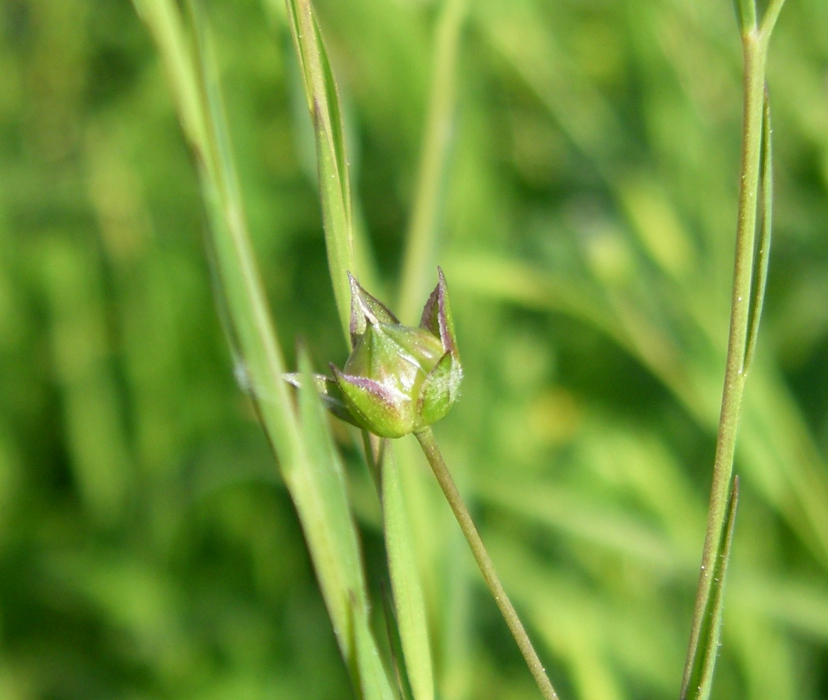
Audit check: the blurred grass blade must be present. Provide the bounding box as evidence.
[285,0,356,340]
[297,352,395,700]
[133,0,396,693]
[380,582,411,700]
[382,443,435,700]
[132,0,299,455]
[397,0,468,323]
[296,350,368,648]
[681,477,740,700]
[131,0,204,158]
[284,4,437,691]
[352,600,397,700]
[743,89,772,375]
[733,0,757,32]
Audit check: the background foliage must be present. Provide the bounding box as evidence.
[1,0,828,698]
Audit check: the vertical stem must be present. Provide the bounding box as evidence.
[680,27,768,697]
[415,428,560,700]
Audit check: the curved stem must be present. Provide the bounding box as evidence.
[414,427,560,700]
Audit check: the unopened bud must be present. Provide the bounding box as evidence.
[287,268,462,438]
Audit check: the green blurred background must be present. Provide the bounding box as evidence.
[2,0,828,698]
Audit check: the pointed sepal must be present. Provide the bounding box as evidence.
[419,266,459,359]
[299,269,462,438]
[348,272,398,347]
[331,365,414,438]
[417,352,462,428]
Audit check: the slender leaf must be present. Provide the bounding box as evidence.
[131,0,205,153]
[297,352,395,699]
[743,89,773,375]
[352,599,397,700]
[285,0,356,340]
[380,582,413,700]
[133,1,397,694]
[681,477,740,700]
[383,442,435,700]
[296,351,367,645]
[138,0,300,459]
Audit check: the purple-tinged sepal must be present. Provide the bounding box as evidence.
[288,269,462,438]
[348,272,398,347]
[419,266,459,360]
[331,365,414,438]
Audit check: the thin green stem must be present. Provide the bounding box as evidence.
[414,427,559,700]
[760,0,786,38]
[732,0,756,32]
[286,0,356,340]
[680,11,783,697]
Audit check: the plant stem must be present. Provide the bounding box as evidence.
[680,9,783,696]
[414,427,559,700]
[760,0,786,36]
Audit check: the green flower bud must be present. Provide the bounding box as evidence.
[287,268,462,438]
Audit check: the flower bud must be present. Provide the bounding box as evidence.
[288,268,462,438]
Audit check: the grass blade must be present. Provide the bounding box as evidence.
[380,582,412,700]
[133,0,299,456]
[131,0,205,154]
[295,350,368,650]
[297,352,395,700]
[133,0,396,694]
[284,4,437,692]
[743,89,772,375]
[681,477,740,700]
[382,442,434,700]
[285,0,356,340]
[352,600,397,700]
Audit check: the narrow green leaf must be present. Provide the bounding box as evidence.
[733,0,757,33]
[380,582,412,700]
[189,0,362,656]
[743,89,773,375]
[182,0,300,463]
[295,351,398,699]
[285,0,356,340]
[296,350,367,631]
[134,2,397,694]
[131,0,205,154]
[383,443,435,700]
[353,602,398,700]
[681,477,740,700]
